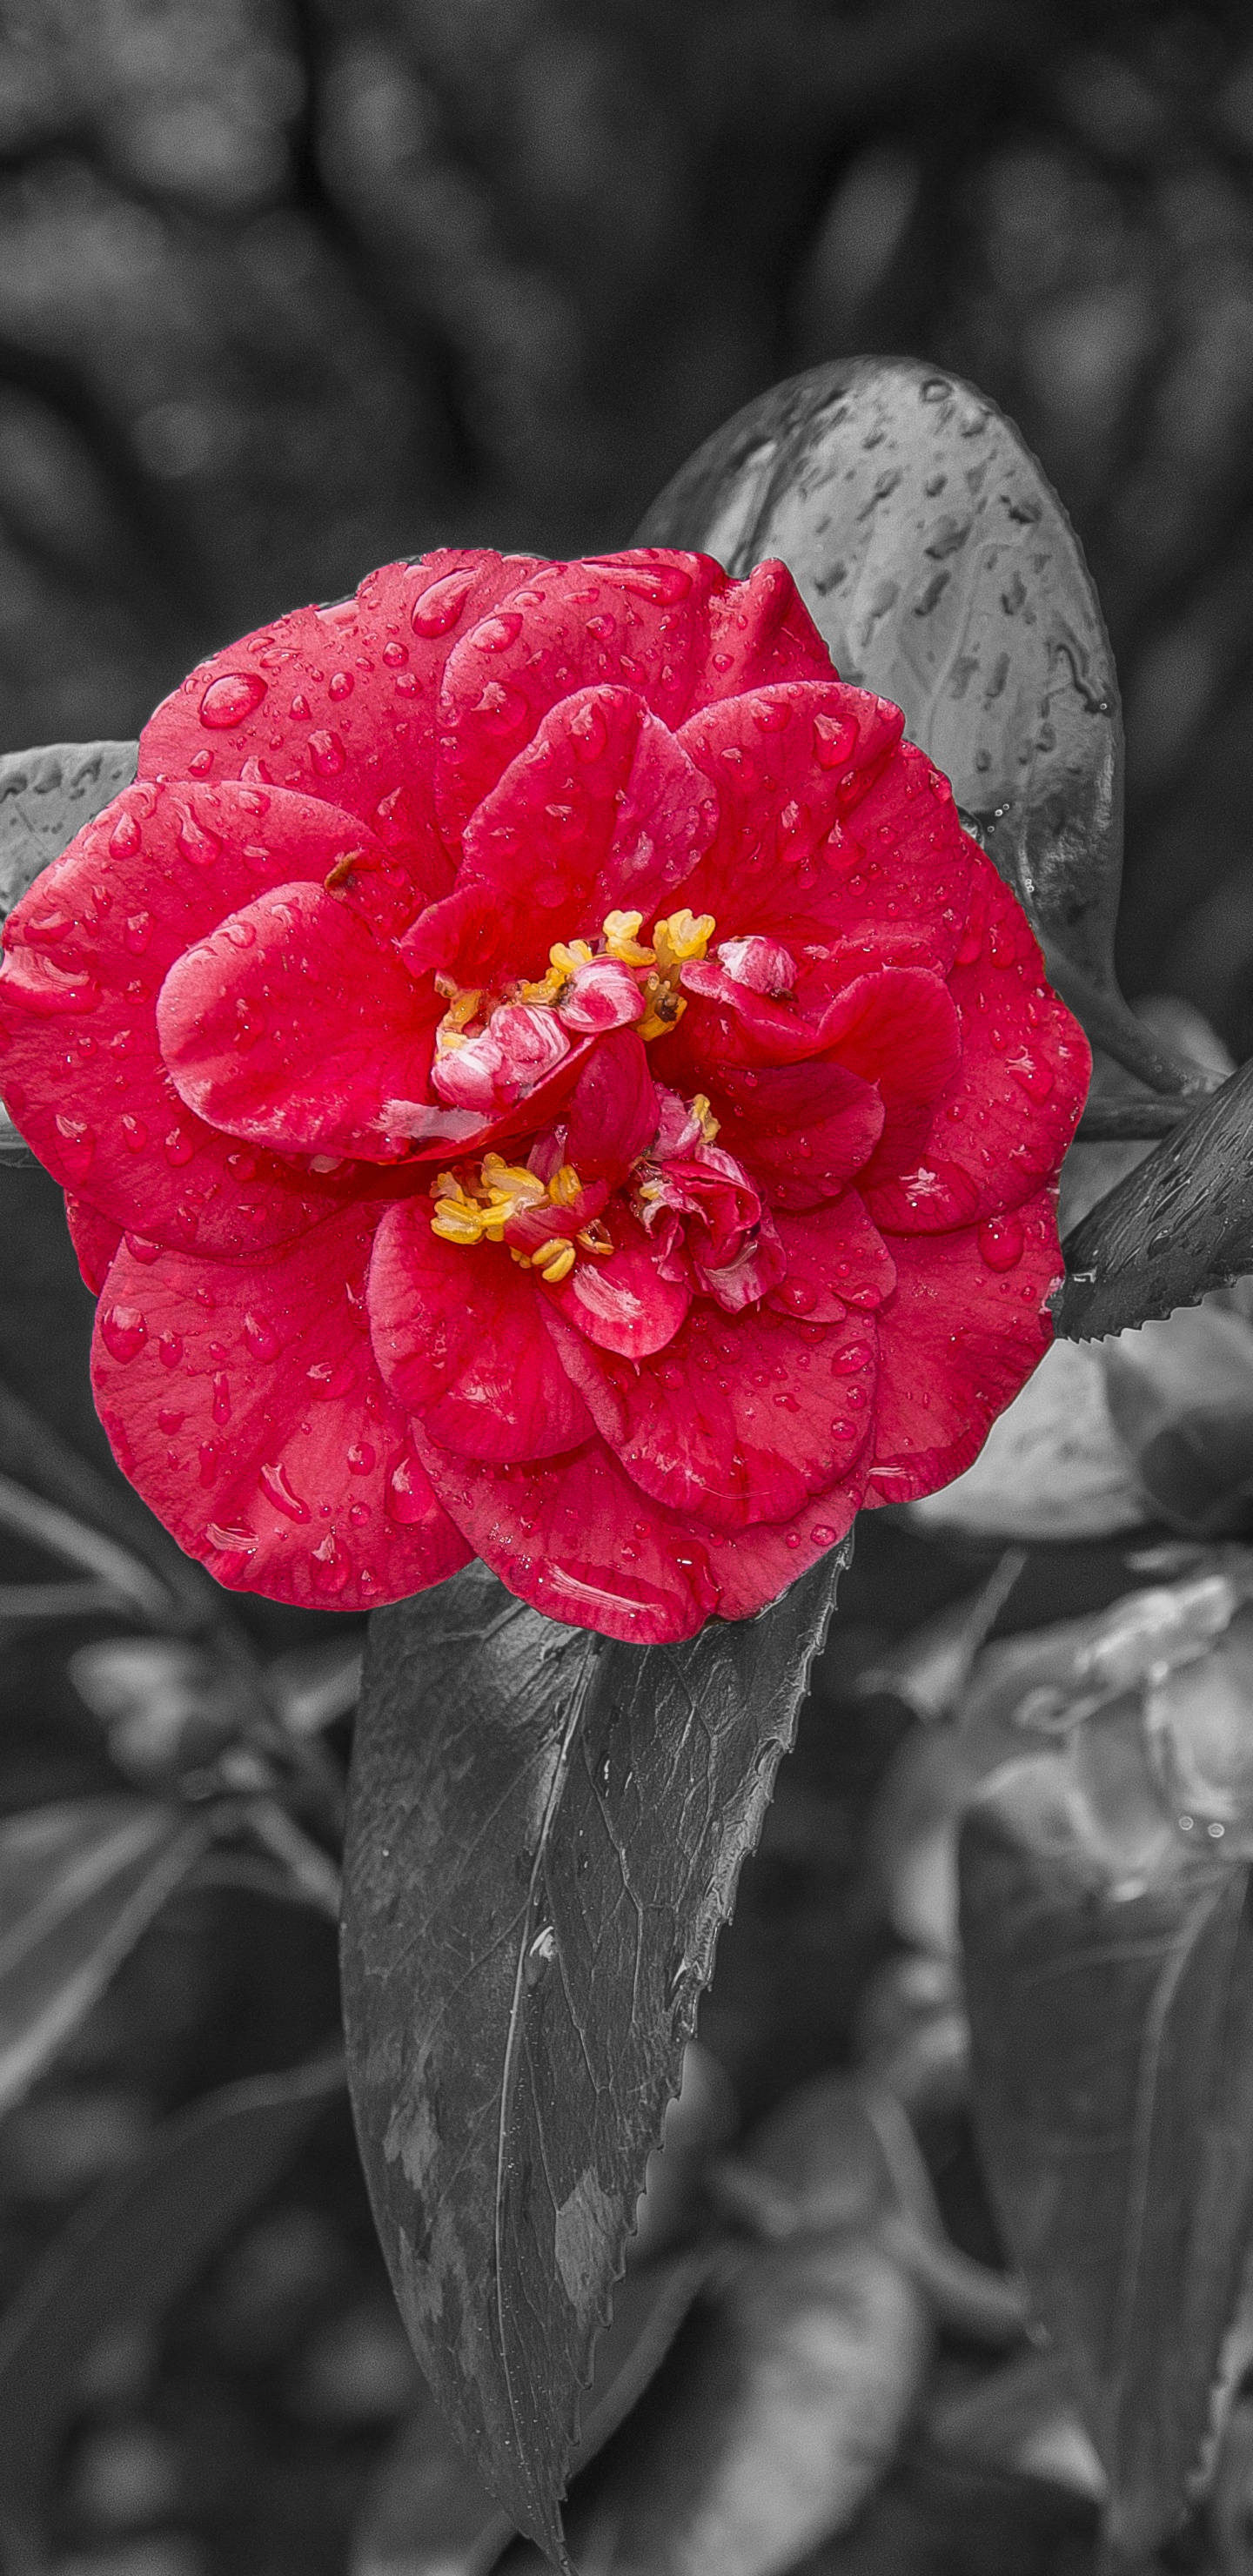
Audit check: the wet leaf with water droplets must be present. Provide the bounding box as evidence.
[1056,1060,1253,1341]
[0,741,137,921]
[961,1750,1253,2569]
[638,359,1187,1095]
[341,1548,848,2564]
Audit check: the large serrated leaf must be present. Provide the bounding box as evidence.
[0,739,137,920]
[960,1752,1253,2570]
[638,357,1184,1096]
[341,1550,848,2565]
[1055,1063,1253,1342]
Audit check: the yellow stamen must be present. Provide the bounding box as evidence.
[602,909,654,966]
[638,979,687,1042]
[691,1092,720,1143]
[533,1238,577,1284]
[519,963,567,1005]
[430,1182,489,1246]
[549,937,594,977]
[576,1218,614,1255]
[653,909,714,970]
[548,1163,583,1207]
[480,1153,546,1208]
[432,983,483,1055]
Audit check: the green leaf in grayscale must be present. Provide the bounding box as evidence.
[341,1549,848,2563]
[638,358,1186,1097]
[0,740,137,921]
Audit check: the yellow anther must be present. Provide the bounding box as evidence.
[639,977,687,1042]
[533,1238,577,1284]
[691,1092,720,1143]
[480,1154,546,1209]
[430,1184,488,1246]
[548,1163,583,1207]
[602,909,654,966]
[433,983,483,1054]
[653,909,714,970]
[549,937,594,976]
[577,1218,614,1256]
[519,963,567,1005]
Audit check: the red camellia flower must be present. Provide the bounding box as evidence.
[0,548,1088,1642]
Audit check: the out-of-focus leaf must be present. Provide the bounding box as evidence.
[638,357,1184,1097]
[1056,1062,1253,1341]
[70,1637,245,1784]
[1210,2384,1253,2574]
[0,2048,344,2561]
[352,2247,715,2576]
[341,1549,848,2564]
[1103,1302,1253,1534]
[0,1794,211,2119]
[854,1950,970,2121]
[0,739,137,919]
[961,1748,1253,2568]
[0,1372,228,1635]
[854,1553,1025,1723]
[906,1339,1146,1543]
[928,2350,1106,2501]
[267,1634,365,1737]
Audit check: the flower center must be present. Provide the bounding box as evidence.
[429,1152,612,1285]
[431,905,716,1090]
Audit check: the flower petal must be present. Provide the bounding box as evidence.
[138,550,539,874]
[412,1426,720,1645]
[451,686,717,975]
[766,1191,897,1322]
[91,1203,470,1608]
[435,550,728,836]
[563,1029,660,1184]
[703,1487,861,1620]
[157,882,439,1161]
[65,1196,123,1294]
[368,1198,594,1461]
[707,1057,884,1210]
[675,681,902,935]
[545,1298,876,1529]
[695,560,836,699]
[867,1189,1062,1503]
[861,856,1090,1231]
[0,782,385,1255]
[542,1210,690,1358]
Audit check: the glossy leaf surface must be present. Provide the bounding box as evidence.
[961,1749,1253,2568]
[0,2048,345,2559]
[341,1550,848,2563]
[0,1794,211,2120]
[0,739,137,921]
[1056,1062,1253,1341]
[639,357,1182,1094]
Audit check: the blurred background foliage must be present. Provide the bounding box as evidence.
[6,4,1253,2571]
[4,0,1253,1041]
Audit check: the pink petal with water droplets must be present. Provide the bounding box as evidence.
[545,1298,876,1530]
[765,1192,896,1322]
[703,1483,861,1620]
[435,550,727,837]
[675,682,901,936]
[447,686,716,980]
[367,1198,594,1461]
[867,1187,1061,1503]
[90,1203,469,1609]
[138,549,539,871]
[861,855,1090,1231]
[705,1057,884,1211]
[0,782,387,1255]
[410,1424,720,1646]
[695,560,836,700]
[157,881,439,1161]
[64,1196,123,1294]
[562,1029,660,1185]
[542,1210,690,1358]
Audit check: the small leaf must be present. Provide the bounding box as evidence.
[0,1794,211,2120]
[341,1549,848,2562]
[0,2048,344,2559]
[0,740,137,921]
[638,358,1185,1096]
[960,1749,1253,2568]
[1057,1063,1253,1341]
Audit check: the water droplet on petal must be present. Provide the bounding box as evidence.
[157,1331,183,1368]
[211,1371,231,1425]
[308,729,346,776]
[164,1128,195,1167]
[120,1112,147,1153]
[347,1439,376,1475]
[978,1214,1025,1271]
[243,1311,278,1361]
[259,1459,311,1522]
[199,671,266,729]
[157,1406,184,1434]
[328,671,353,701]
[100,1303,146,1362]
[124,911,153,954]
[386,1448,430,1523]
[187,748,213,776]
[176,808,221,867]
[568,700,608,761]
[412,567,476,636]
[109,810,142,859]
[198,1442,218,1486]
[813,712,856,769]
[54,1113,95,1179]
[310,1529,352,1594]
